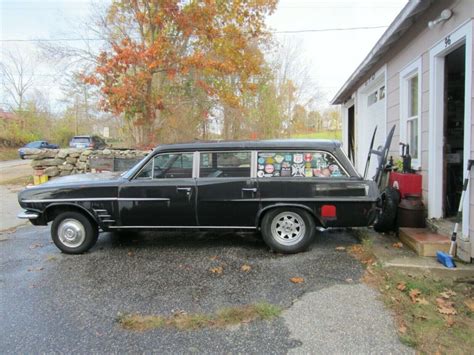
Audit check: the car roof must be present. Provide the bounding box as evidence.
[154,139,342,153]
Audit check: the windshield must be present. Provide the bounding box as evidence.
[121,153,151,179]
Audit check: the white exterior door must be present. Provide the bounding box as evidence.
[355,74,387,179]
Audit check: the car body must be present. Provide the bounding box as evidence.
[69,135,107,149]
[18,141,60,159]
[17,140,381,254]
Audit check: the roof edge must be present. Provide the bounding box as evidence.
[331,0,428,105]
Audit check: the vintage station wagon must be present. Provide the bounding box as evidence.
[18,140,383,254]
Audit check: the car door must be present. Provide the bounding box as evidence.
[118,152,197,227]
[196,151,259,227]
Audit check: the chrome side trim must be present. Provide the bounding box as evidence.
[22,198,117,203]
[108,225,257,229]
[119,198,170,201]
[17,211,39,219]
[22,197,170,203]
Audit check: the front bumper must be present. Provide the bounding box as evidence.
[17,210,39,220]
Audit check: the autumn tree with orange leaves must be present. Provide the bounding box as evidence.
[84,0,277,145]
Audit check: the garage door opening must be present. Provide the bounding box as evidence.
[444,45,465,218]
[347,105,355,164]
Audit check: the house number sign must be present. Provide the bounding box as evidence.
[444,35,451,48]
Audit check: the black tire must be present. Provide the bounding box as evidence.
[261,207,316,253]
[374,187,400,232]
[51,211,98,254]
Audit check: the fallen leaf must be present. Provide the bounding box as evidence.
[29,243,43,249]
[392,242,403,248]
[209,256,219,261]
[440,290,457,299]
[335,246,346,251]
[398,324,407,334]
[409,289,421,303]
[417,297,429,305]
[240,264,252,272]
[210,266,223,274]
[396,282,407,291]
[446,317,455,327]
[127,251,134,257]
[345,278,353,283]
[436,298,457,315]
[290,277,304,284]
[464,299,474,311]
[27,267,44,272]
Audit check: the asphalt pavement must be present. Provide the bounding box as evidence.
[0,224,411,353]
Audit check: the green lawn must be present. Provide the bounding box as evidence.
[290,131,342,140]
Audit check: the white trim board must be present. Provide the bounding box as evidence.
[399,57,422,170]
[428,20,473,240]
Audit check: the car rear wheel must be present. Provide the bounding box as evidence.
[51,211,98,254]
[374,187,400,232]
[261,208,316,253]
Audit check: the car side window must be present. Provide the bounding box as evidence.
[135,153,193,180]
[200,152,251,178]
[256,151,347,178]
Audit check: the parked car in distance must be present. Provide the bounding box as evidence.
[17,139,395,255]
[69,135,107,149]
[18,140,59,159]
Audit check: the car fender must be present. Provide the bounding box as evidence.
[43,203,101,226]
[256,203,326,228]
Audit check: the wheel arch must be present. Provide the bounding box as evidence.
[256,203,325,228]
[44,203,99,226]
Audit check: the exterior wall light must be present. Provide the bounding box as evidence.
[428,9,453,29]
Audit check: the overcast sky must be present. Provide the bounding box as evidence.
[1,0,408,110]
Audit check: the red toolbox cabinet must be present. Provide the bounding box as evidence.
[388,172,422,198]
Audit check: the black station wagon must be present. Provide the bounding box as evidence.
[18,139,392,254]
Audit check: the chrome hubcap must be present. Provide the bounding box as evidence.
[58,219,86,248]
[270,212,306,246]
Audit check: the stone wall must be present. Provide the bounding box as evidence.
[22,148,148,178]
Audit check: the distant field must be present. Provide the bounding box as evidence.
[0,148,19,161]
[290,131,342,140]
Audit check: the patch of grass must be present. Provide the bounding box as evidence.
[0,147,20,161]
[0,175,33,186]
[290,131,342,140]
[118,302,282,331]
[348,239,474,353]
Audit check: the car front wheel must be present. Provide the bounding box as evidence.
[51,211,98,254]
[261,208,316,254]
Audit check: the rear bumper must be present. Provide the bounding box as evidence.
[17,210,39,220]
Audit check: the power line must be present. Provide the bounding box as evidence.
[0,25,388,42]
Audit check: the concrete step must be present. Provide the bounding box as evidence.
[399,227,450,257]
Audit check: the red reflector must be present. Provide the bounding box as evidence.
[321,205,336,218]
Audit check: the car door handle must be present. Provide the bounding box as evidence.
[242,188,257,193]
[177,187,192,193]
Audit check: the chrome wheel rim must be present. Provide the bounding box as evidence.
[270,212,306,246]
[58,218,86,248]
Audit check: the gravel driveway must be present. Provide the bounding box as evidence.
[0,225,411,353]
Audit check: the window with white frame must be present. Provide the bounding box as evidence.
[400,59,422,168]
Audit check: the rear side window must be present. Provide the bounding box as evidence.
[256,151,347,178]
[200,152,251,178]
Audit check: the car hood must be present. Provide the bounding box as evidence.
[40,172,123,187]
